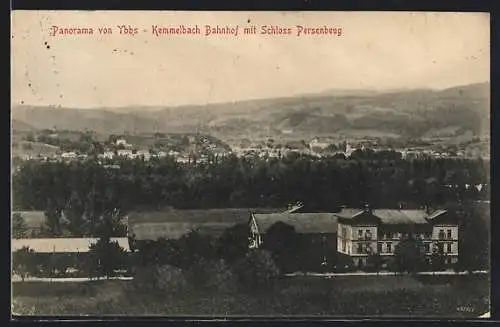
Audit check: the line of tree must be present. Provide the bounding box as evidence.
[12,154,489,236]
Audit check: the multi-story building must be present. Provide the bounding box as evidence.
[336,206,458,268]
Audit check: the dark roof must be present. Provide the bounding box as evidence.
[333,209,364,219]
[252,213,338,234]
[334,208,448,225]
[128,208,278,241]
[373,209,429,225]
[425,209,448,221]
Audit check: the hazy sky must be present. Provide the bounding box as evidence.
[11,11,490,108]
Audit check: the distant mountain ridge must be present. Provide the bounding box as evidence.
[11,82,490,141]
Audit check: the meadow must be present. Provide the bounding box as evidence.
[12,274,489,318]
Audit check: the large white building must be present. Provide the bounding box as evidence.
[336,206,459,268]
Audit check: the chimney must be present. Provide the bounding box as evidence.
[364,204,372,214]
[425,205,432,215]
[285,201,304,213]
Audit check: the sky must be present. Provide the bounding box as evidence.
[11,11,490,108]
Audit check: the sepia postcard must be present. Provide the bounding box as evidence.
[11,10,491,319]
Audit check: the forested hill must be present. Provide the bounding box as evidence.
[11,82,489,140]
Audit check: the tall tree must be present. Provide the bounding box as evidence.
[394,236,426,274]
[63,192,87,237]
[44,201,62,237]
[12,213,28,239]
[456,202,490,273]
[430,243,446,272]
[216,223,251,264]
[366,252,383,273]
[262,222,300,273]
[87,238,127,279]
[12,246,36,282]
[176,230,216,269]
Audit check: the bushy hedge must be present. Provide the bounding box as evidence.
[86,238,129,279]
[131,265,188,293]
[12,246,37,281]
[156,265,188,292]
[186,258,237,293]
[233,249,281,290]
[129,249,281,295]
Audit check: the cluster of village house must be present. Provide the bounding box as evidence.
[19,136,231,164]
[233,135,483,160]
[13,203,459,270]
[19,132,481,165]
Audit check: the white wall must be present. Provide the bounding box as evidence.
[338,223,459,258]
[337,223,353,255]
[432,225,458,240]
[249,215,261,248]
[432,225,459,255]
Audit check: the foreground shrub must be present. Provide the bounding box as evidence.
[233,249,280,290]
[156,265,188,292]
[12,246,37,281]
[216,223,251,264]
[86,237,128,278]
[335,254,356,273]
[187,258,237,293]
[176,231,218,269]
[48,254,73,277]
[12,213,29,239]
[136,239,181,267]
[131,265,159,291]
[132,265,188,293]
[262,222,301,273]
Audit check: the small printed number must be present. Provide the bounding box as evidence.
[457,306,474,312]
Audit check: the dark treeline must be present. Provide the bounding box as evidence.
[12,152,489,235]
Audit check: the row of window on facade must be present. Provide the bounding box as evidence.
[438,229,454,240]
[351,242,454,254]
[349,229,454,240]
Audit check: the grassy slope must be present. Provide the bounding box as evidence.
[11,141,60,158]
[12,275,489,317]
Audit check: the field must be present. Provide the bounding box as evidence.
[335,129,401,139]
[11,141,60,158]
[12,274,489,317]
